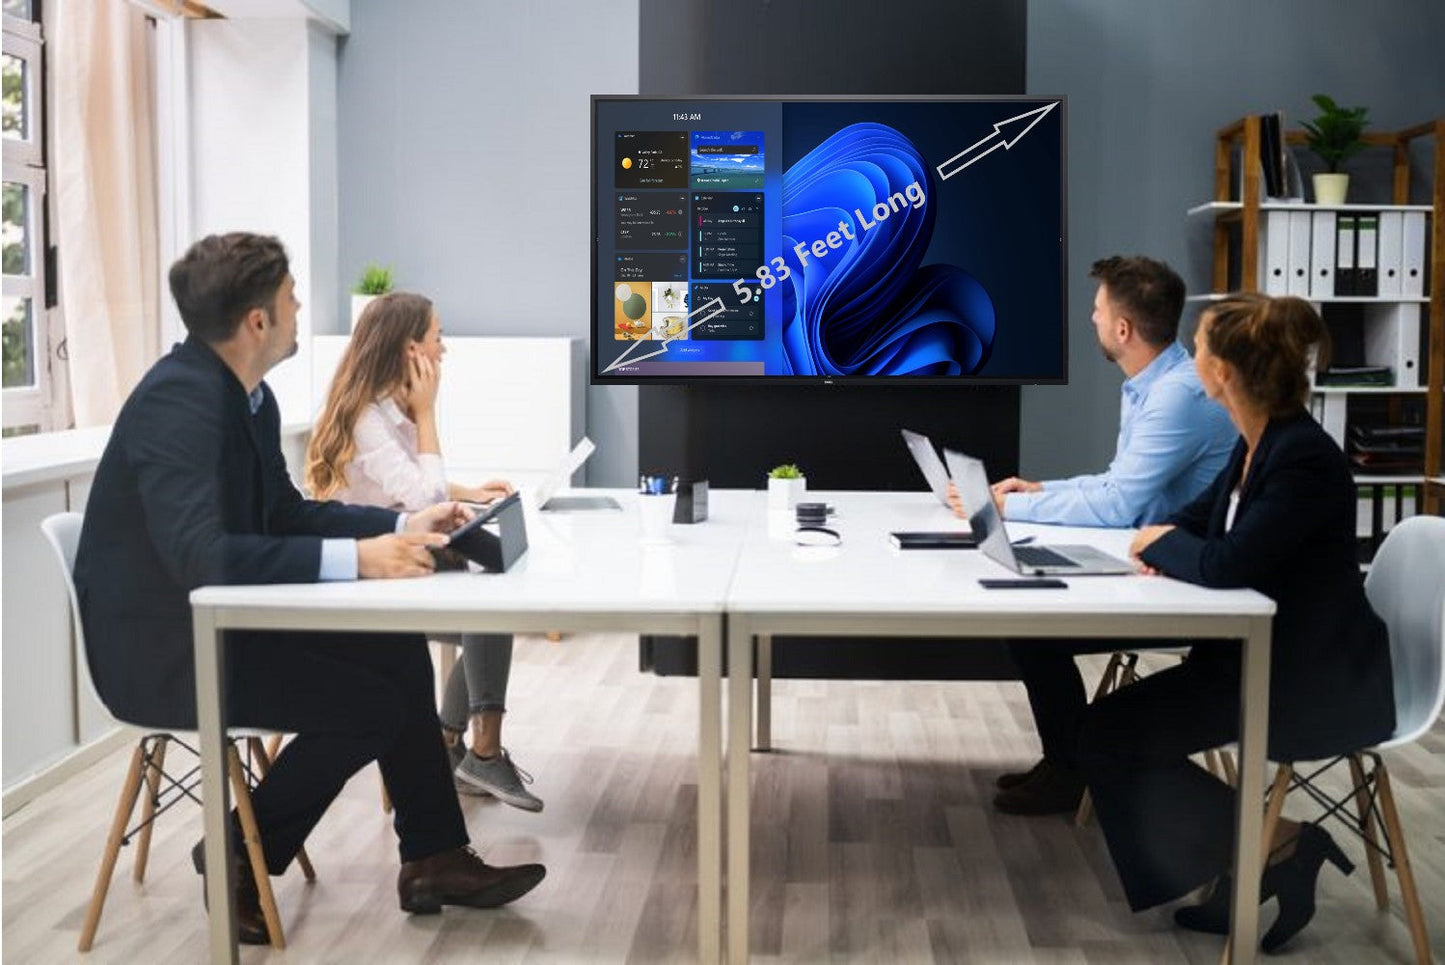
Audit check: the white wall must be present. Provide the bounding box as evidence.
[335,0,640,485]
[188,16,341,424]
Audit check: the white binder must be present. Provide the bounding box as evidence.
[1309,211,1337,299]
[1287,211,1312,296]
[1378,210,1404,298]
[1316,392,1347,449]
[1401,211,1426,297]
[1364,305,1422,388]
[1261,210,1290,294]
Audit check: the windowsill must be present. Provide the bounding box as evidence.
[2,422,311,491]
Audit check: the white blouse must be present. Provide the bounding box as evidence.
[331,397,447,513]
[1225,490,1241,531]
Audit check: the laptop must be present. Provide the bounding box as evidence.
[901,428,954,508]
[942,449,1134,576]
[533,437,620,512]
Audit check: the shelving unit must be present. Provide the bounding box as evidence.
[1191,115,1444,529]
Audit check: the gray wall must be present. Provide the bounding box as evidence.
[336,0,640,486]
[335,1,1445,486]
[1024,0,1445,479]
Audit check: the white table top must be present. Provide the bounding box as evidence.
[726,491,1275,619]
[191,489,1275,624]
[191,489,758,618]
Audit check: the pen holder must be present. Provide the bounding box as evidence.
[638,491,676,544]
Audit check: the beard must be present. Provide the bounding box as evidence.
[1096,338,1116,363]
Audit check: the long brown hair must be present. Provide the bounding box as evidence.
[305,292,435,498]
[1203,292,1330,415]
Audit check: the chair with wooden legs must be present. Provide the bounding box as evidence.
[1241,516,1443,965]
[41,513,313,952]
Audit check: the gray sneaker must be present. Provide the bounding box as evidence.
[454,749,544,812]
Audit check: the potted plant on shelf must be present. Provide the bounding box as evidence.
[1302,93,1369,205]
[767,462,806,512]
[351,263,394,330]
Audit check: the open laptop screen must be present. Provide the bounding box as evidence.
[942,449,1019,573]
[900,428,953,507]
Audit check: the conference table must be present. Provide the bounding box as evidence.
[190,489,755,965]
[191,489,1275,964]
[724,492,1276,965]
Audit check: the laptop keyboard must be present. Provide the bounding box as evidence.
[1013,545,1079,569]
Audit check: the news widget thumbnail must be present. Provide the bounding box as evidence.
[690,130,764,189]
[613,279,692,341]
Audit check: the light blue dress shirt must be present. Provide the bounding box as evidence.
[248,387,405,581]
[1004,342,1236,528]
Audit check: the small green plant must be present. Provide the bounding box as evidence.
[1301,94,1369,173]
[768,463,803,479]
[353,263,394,296]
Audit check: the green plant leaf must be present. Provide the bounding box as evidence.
[353,263,394,295]
[1303,93,1369,173]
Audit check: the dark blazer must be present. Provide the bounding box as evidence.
[1140,409,1395,761]
[74,336,398,728]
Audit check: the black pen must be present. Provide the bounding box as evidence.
[1011,536,1035,546]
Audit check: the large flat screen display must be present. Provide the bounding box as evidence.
[592,95,1066,384]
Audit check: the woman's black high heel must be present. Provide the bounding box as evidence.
[1260,823,1353,953]
[1173,823,1353,945]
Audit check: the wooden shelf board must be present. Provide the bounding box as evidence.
[1187,201,1433,216]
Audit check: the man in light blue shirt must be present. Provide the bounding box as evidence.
[954,255,1236,816]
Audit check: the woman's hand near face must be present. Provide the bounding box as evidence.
[402,348,441,418]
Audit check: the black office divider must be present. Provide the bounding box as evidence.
[636,0,1028,682]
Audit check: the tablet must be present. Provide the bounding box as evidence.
[446,492,521,544]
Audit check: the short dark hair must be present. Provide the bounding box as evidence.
[1089,255,1186,347]
[1203,293,1329,415]
[168,233,290,343]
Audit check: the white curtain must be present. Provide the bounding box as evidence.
[53,0,159,427]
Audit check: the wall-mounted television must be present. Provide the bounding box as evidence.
[591,95,1066,385]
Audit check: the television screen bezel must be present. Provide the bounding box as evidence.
[589,93,1068,387]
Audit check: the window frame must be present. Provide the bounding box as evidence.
[2,5,53,435]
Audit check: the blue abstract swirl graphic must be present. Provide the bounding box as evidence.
[780,123,994,375]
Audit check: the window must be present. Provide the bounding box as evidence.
[2,0,52,436]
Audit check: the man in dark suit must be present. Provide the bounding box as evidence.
[74,233,544,943]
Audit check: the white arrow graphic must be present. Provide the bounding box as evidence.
[935,102,1058,181]
[602,296,727,374]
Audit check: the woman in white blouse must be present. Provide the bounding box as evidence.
[306,293,542,812]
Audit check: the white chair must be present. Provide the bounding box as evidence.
[41,512,313,952]
[1254,515,1444,965]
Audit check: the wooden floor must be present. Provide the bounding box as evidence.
[4,636,1443,963]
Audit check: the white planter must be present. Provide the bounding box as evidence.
[767,476,806,513]
[351,293,381,331]
[1312,173,1349,205]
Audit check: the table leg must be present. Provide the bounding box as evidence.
[194,607,238,964]
[697,616,722,965]
[755,634,772,751]
[1224,616,1272,965]
[727,615,753,965]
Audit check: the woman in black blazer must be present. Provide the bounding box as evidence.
[1076,293,1395,952]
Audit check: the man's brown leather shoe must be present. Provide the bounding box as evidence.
[992,760,1085,816]
[191,841,271,945]
[397,846,545,914]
